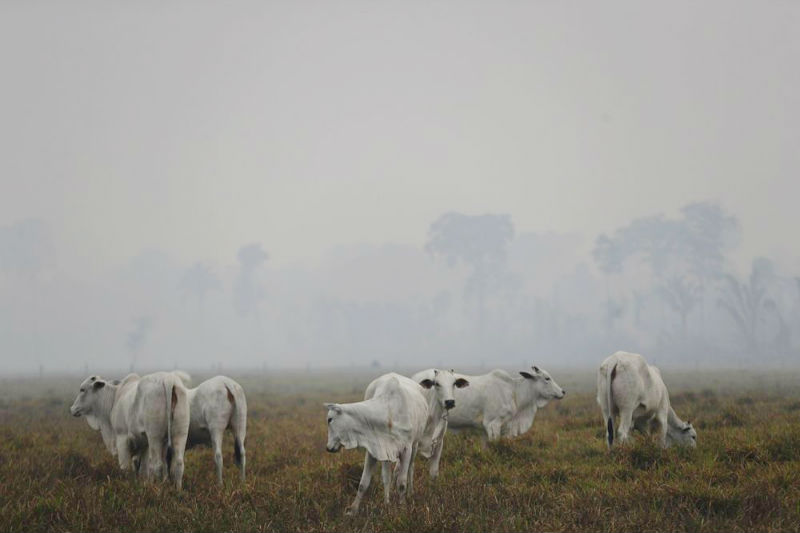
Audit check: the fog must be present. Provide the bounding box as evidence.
[1,1,799,374]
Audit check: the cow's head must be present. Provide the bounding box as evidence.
[70,375,109,424]
[323,403,346,453]
[418,369,469,411]
[519,365,566,405]
[668,420,697,448]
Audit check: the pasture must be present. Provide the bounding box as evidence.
[1,368,799,532]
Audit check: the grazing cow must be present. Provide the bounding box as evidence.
[70,371,190,489]
[184,375,248,484]
[597,351,697,449]
[425,366,565,441]
[324,373,429,515]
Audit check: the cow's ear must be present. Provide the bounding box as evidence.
[532,366,541,373]
[520,371,535,380]
[93,380,106,390]
[323,403,342,414]
[419,379,435,389]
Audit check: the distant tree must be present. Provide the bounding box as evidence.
[179,262,221,306]
[659,275,701,341]
[680,202,740,280]
[426,213,514,334]
[717,258,776,358]
[593,202,740,343]
[0,218,55,280]
[592,234,625,275]
[234,243,268,317]
[127,316,154,372]
[594,203,738,280]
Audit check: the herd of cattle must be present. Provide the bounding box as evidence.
[69,350,697,514]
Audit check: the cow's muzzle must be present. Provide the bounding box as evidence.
[444,399,455,410]
[70,406,81,417]
[326,444,342,453]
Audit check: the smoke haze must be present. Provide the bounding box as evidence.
[1,1,798,373]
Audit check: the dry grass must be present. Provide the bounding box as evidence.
[1,370,799,532]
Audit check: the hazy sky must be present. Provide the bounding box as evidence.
[2,1,798,277]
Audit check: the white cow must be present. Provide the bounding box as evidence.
[411,369,469,480]
[184,375,248,484]
[324,373,429,515]
[597,351,697,449]
[417,366,566,441]
[70,371,190,489]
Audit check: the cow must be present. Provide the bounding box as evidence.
[597,351,697,449]
[415,366,566,441]
[411,369,469,480]
[324,373,430,515]
[183,375,248,484]
[70,371,190,489]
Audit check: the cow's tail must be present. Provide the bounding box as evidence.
[606,363,617,447]
[225,381,247,472]
[164,377,176,471]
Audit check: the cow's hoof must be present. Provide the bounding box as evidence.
[345,505,358,516]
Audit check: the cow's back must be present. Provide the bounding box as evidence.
[130,372,189,438]
[600,351,666,413]
[190,376,234,418]
[365,373,428,440]
[110,376,141,435]
[447,370,514,429]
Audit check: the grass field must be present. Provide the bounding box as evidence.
[1,368,799,532]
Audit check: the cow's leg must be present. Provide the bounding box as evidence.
[407,443,419,496]
[600,402,614,449]
[116,435,133,471]
[616,407,634,445]
[346,452,376,516]
[136,449,150,480]
[233,427,246,483]
[167,387,190,490]
[655,411,669,448]
[211,428,224,486]
[169,428,188,491]
[429,435,444,479]
[381,461,393,504]
[146,436,165,482]
[395,446,413,503]
[485,419,503,441]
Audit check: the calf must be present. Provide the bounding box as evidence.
[324,373,429,515]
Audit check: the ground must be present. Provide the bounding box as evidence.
[1,368,798,532]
